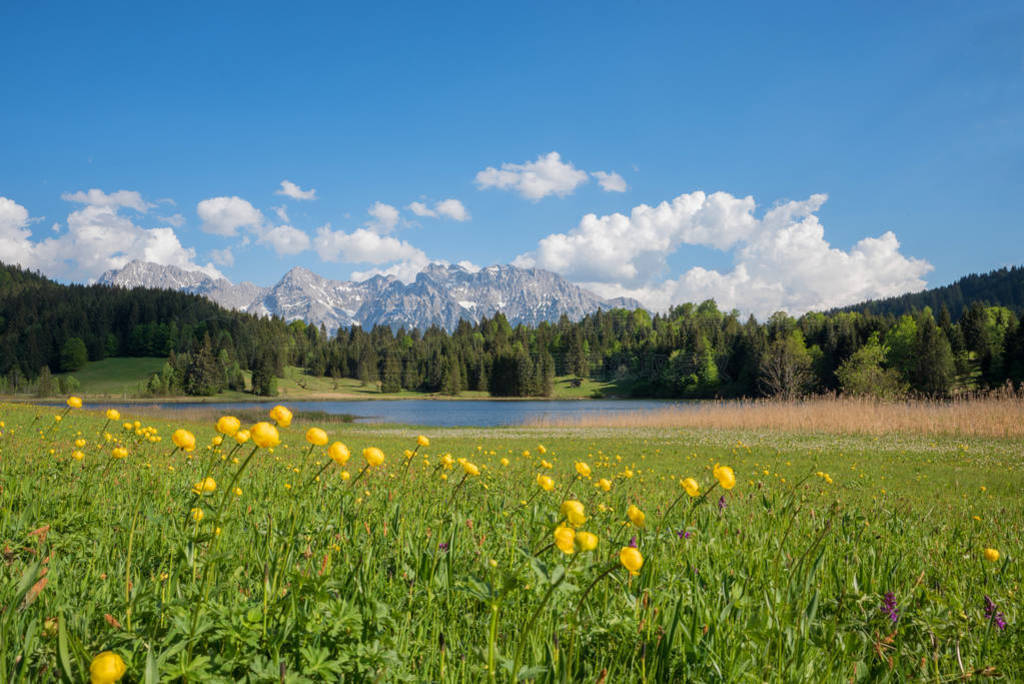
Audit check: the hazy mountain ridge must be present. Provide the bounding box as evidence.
[97,260,641,332]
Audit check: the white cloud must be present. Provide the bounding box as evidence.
[314,224,426,265]
[407,198,470,221]
[408,201,435,217]
[257,224,311,255]
[517,191,932,318]
[350,255,432,284]
[456,259,481,273]
[197,196,265,236]
[210,247,235,267]
[276,180,317,200]
[366,201,400,234]
[273,205,290,223]
[592,171,627,193]
[159,213,185,227]
[475,151,590,200]
[61,188,153,212]
[0,194,221,282]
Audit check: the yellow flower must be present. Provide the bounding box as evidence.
[251,422,281,448]
[328,441,350,466]
[89,650,126,684]
[171,429,196,451]
[111,447,128,459]
[576,531,598,551]
[216,415,241,436]
[363,447,385,467]
[66,396,82,409]
[461,460,480,476]
[560,500,586,527]
[72,450,85,461]
[234,429,251,444]
[75,438,87,448]
[681,477,700,498]
[575,461,592,478]
[619,546,644,575]
[417,435,430,447]
[713,464,736,490]
[553,525,576,554]
[983,548,1000,563]
[537,445,547,454]
[597,478,612,492]
[233,487,242,496]
[540,459,552,469]
[500,457,510,467]
[269,405,293,427]
[191,477,217,495]
[305,427,328,446]
[340,470,351,481]
[190,507,204,522]
[623,469,634,479]
[440,453,455,469]
[54,415,62,422]
[536,474,555,492]
[105,408,120,421]
[627,504,645,528]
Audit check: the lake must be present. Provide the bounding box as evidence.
[85,399,684,427]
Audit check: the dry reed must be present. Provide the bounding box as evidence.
[528,388,1024,438]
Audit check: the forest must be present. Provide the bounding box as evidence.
[2,261,1023,399]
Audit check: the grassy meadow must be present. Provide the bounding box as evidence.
[0,400,1020,682]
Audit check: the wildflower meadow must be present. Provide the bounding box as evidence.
[0,399,1020,682]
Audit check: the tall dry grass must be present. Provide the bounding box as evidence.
[530,388,1024,438]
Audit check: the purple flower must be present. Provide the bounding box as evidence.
[984,596,1007,631]
[717,495,727,511]
[438,542,449,552]
[881,592,899,623]
[676,529,691,539]
[628,535,637,548]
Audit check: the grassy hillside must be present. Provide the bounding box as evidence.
[56,357,168,396]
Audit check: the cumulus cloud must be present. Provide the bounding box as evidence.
[366,201,401,234]
[408,198,470,221]
[314,224,426,266]
[197,196,264,236]
[516,191,931,318]
[276,180,317,200]
[210,247,235,267]
[256,224,311,255]
[592,171,627,193]
[475,151,590,200]
[0,194,220,282]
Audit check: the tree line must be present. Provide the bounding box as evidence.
[2,261,1023,398]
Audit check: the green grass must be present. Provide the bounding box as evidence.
[0,402,1020,681]
[56,357,168,396]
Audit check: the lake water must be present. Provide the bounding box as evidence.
[87,399,683,427]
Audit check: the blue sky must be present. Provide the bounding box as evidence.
[1,1,1021,316]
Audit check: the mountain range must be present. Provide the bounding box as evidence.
[97,260,641,332]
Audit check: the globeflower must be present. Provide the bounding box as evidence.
[713,464,736,490]
[560,500,586,527]
[269,405,293,427]
[627,504,646,528]
[89,650,126,684]
[500,457,510,467]
[251,422,280,448]
[191,477,217,495]
[66,396,82,409]
[328,441,350,466]
[554,525,576,554]
[72,450,84,461]
[215,415,241,436]
[620,546,644,575]
[305,427,328,446]
[171,429,196,451]
[536,474,555,492]
[190,507,204,522]
[461,460,480,476]
[576,531,598,551]
[363,447,385,467]
[111,447,128,459]
[597,478,612,492]
[233,429,251,444]
[417,435,430,447]
[105,408,120,421]
[575,461,592,478]
[983,548,1000,563]
[681,477,700,497]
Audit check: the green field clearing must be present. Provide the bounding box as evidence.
[0,401,1020,681]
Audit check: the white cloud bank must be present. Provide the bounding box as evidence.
[475,151,590,200]
[1,192,220,281]
[197,196,264,236]
[514,191,932,318]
